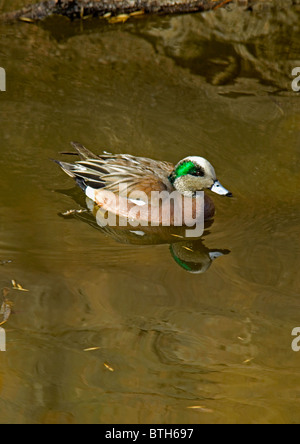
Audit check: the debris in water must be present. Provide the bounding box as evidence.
[19,16,35,23]
[108,14,130,24]
[0,260,12,266]
[61,209,87,217]
[130,10,145,17]
[187,405,214,413]
[11,280,29,292]
[84,347,101,352]
[104,362,114,372]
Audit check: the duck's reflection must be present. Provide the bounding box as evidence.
[58,190,230,273]
[170,241,229,274]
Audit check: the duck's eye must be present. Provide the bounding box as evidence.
[191,167,205,177]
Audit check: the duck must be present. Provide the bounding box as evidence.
[55,142,232,226]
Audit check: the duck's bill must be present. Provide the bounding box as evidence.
[210,180,232,197]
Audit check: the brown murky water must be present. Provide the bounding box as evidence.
[0,0,300,424]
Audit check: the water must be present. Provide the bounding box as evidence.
[0,1,300,424]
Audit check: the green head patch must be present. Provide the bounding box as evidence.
[169,159,205,185]
[175,161,197,178]
[175,160,205,179]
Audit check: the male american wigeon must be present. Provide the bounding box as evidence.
[55,142,232,225]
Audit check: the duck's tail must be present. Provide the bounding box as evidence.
[53,142,106,193]
[70,142,98,160]
[52,158,88,191]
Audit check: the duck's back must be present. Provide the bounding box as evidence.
[68,142,175,197]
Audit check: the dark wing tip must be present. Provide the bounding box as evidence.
[75,177,87,192]
[50,158,61,165]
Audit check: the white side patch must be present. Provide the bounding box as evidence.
[129,230,146,236]
[129,198,147,206]
[86,186,96,201]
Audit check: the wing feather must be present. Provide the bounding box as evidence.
[57,143,175,198]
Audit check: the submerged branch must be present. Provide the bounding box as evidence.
[0,0,234,22]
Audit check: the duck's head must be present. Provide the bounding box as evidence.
[169,156,232,197]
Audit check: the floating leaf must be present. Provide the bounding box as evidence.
[130,10,145,17]
[104,362,114,372]
[11,280,29,292]
[108,14,130,24]
[187,406,214,413]
[84,347,101,352]
[19,17,35,23]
